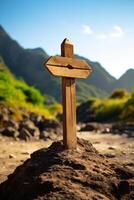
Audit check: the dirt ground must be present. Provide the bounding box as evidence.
[0,131,134,184]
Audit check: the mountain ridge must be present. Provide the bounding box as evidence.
[112,68,134,91]
[0,25,133,101]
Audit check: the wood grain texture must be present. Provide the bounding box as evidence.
[46,65,90,78]
[43,38,92,149]
[46,56,91,70]
[61,38,77,149]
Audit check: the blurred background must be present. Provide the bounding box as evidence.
[0,0,134,184]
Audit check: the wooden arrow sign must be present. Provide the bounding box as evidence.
[44,38,92,149]
[45,56,92,78]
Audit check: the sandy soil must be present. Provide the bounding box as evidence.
[0,131,134,184]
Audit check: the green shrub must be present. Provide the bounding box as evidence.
[15,81,44,105]
[0,62,60,119]
[121,92,134,121]
[48,103,62,116]
[109,89,128,99]
[95,99,125,122]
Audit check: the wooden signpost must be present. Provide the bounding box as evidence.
[44,38,92,149]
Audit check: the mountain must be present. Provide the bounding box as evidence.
[76,55,116,92]
[1,25,132,102]
[0,25,49,91]
[112,69,134,91]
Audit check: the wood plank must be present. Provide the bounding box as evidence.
[46,65,90,78]
[45,56,91,70]
[61,38,77,149]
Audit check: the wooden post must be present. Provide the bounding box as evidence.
[61,39,77,149]
[44,38,92,150]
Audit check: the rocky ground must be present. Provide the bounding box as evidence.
[0,131,134,199]
[0,104,62,141]
[0,137,134,200]
[0,104,134,199]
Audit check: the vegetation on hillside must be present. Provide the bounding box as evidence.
[0,58,62,119]
[0,25,113,102]
[1,55,133,123]
[77,89,134,123]
[95,89,134,122]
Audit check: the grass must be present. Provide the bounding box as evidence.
[96,98,127,122]
[84,89,134,122]
[0,60,61,119]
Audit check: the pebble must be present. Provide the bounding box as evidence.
[108,146,115,150]
[21,152,30,155]
[104,153,116,158]
[9,154,16,159]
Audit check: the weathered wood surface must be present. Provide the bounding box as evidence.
[44,38,92,149]
[46,65,90,78]
[45,55,91,78]
[61,39,77,149]
[46,56,91,69]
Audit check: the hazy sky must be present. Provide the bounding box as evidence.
[0,0,134,78]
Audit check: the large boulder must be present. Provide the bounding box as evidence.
[2,119,19,130]
[77,100,96,123]
[80,122,112,133]
[19,120,40,139]
[1,127,19,137]
[28,113,62,137]
[111,123,134,137]
[19,128,33,140]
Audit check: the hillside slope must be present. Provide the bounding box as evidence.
[112,69,134,91]
[0,56,55,117]
[76,55,116,92]
[0,25,112,101]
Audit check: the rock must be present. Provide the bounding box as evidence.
[0,113,8,122]
[19,120,40,139]
[30,128,40,138]
[40,130,49,139]
[114,166,134,179]
[0,113,3,121]
[0,138,134,200]
[79,123,112,133]
[102,127,111,133]
[48,132,58,140]
[104,153,116,158]
[21,152,30,155]
[19,128,32,140]
[32,115,62,135]
[108,147,115,150]
[3,119,19,130]
[80,123,103,132]
[80,123,97,131]
[1,127,19,137]
[9,154,16,159]
[20,118,61,139]
[2,107,9,115]
[22,113,29,120]
[19,120,35,130]
[77,100,96,123]
[118,180,130,195]
[29,112,40,123]
[111,123,134,137]
[7,107,14,115]
[40,130,58,141]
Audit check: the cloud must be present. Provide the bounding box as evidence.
[110,26,124,38]
[96,33,107,39]
[82,25,93,35]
